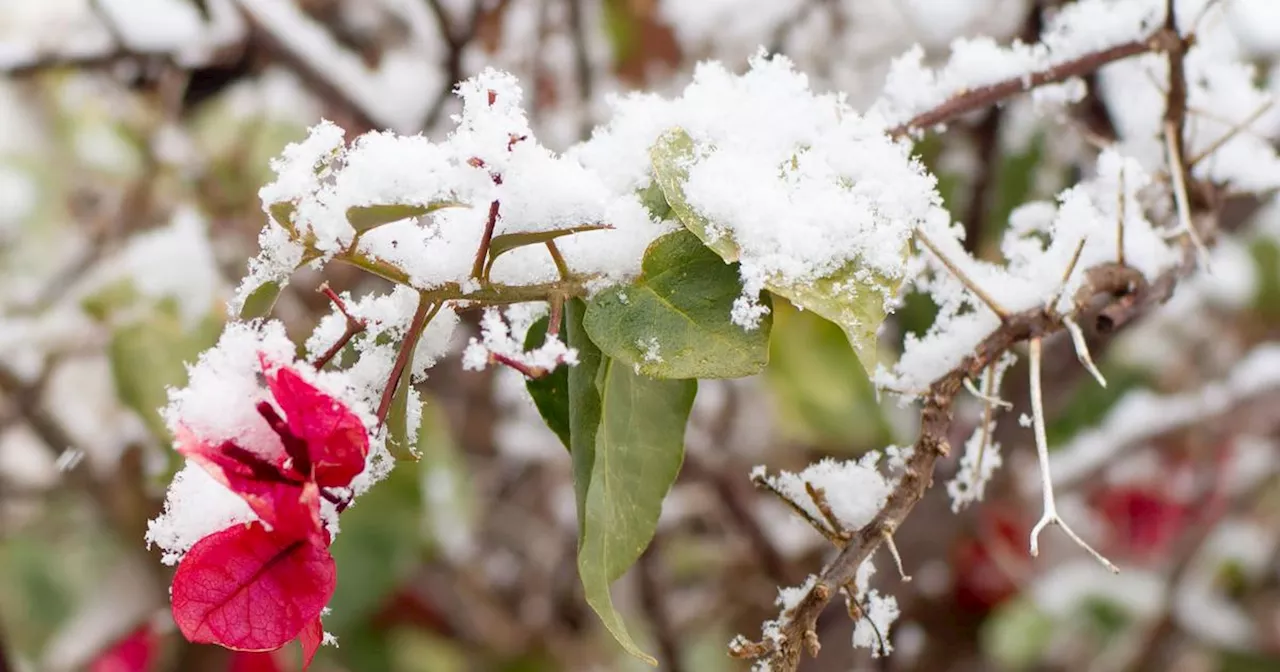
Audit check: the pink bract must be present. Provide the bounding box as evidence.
[171,522,336,654]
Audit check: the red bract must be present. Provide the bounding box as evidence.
[90,623,158,672]
[230,652,286,672]
[170,358,370,667]
[172,522,336,654]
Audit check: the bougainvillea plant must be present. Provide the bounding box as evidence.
[168,358,367,663]
[140,0,1280,670]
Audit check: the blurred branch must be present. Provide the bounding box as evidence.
[0,619,11,672]
[421,0,484,131]
[887,30,1178,138]
[636,538,684,672]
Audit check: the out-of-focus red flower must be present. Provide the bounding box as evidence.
[90,623,159,672]
[170,358,369,668]
[1092,485,1189,561]
[952,508,1029,615]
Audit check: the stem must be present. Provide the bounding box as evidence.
[313,284,367,369]
[546,293,565,338]
[490,352,550,379]
[545,240,570,279]
[376,295,438,426]
[471,199,501,279]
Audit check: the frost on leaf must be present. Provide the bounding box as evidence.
[646,55,936,373]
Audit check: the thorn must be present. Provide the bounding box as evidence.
[1164,121,1211,270]
[881,527,912,582]
[1116,166,1127,266]
[1187,99,1274,168]
[962,376,1012,408]
[1049,236,1088,312]
[1028,338,1120,573]
[1063,316,1107,388]
[914,227,1010,320]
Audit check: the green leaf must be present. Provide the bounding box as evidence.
[651,127,901,373]
[524,315,571,449]
[81,280,138,322]
[485,224,611,276]
[269,201,296,230]
[765,298,890,449]
[568,298,604,530]
[566,299,697,665]
[638,181,671,222]
[385,359,415,461]
[981,598,1055,671]
[345,201,463,233]
[583,230,771,379]
[649,130,738,263]
[108,304,222,441]
[239,280,282,319]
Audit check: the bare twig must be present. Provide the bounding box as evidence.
[889,35,1163,138]
[914,228,1010,319]
[1165,121,1211,267]
[736,256,1187,669]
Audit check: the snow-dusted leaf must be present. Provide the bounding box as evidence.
[268,202,296,231]
[583,230,771,379]
[345,201,463,233]
[524,315,570,449]
[651,127,903,373]
[485,223,612,276]
[566,299,697,664]
[239,281,283,320]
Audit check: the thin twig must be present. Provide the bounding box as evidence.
[313,284,367,369]
[376,296,438,426]
[1049,236,1089,312]
[1027,338,1119,572]
[975,364,997,474]
[752,473,844,546]
[914,228,1010,319]
[805,483,851,543]
[1117,166,1127,265]
[1165,122,1211,268]
[1187,100,1274,168]
[472,199,502,279]
[890,36,1160,138]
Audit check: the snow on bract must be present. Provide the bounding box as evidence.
[150,320,389,563]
